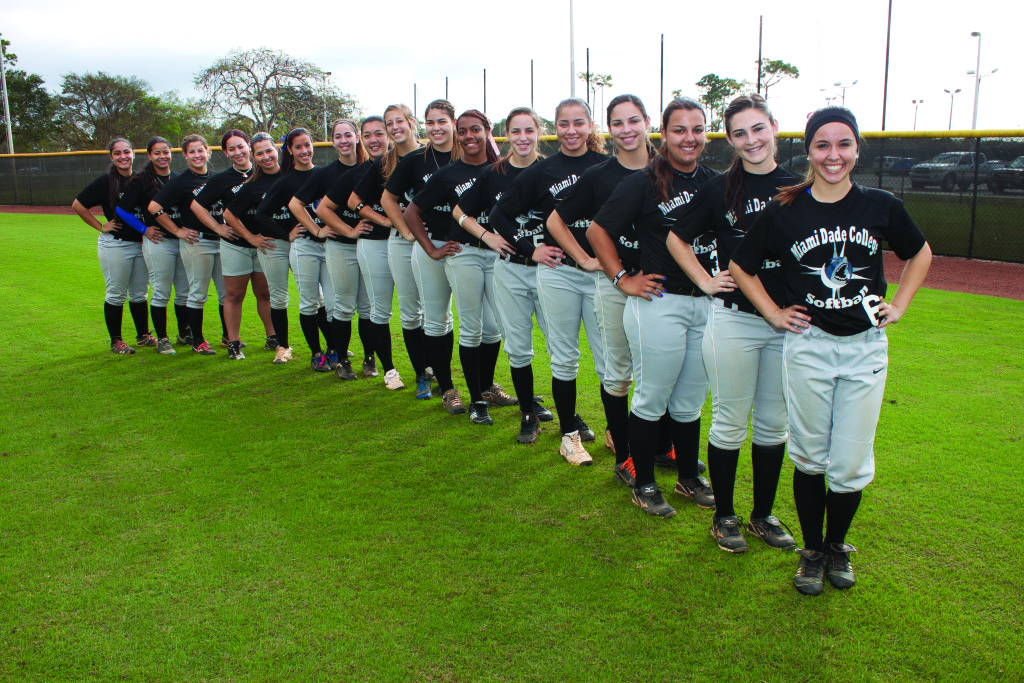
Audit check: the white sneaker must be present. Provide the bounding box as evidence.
[559,431,593,466]
[384,368,405,390]
[273,346,291,364]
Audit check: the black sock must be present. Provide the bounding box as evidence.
[459,344,483,402]
[151,305,168,340]
[510,365,535,415]
[551,377,577,435]
[425,334,454,393]
[444,330,454,361]
[270,308,289,349]
[793,469,827,552]
[372,322,395,372]
[332,318,352,358]
[357,317,374,360]
[104,302,123,343]
[188,307,205,347]
[600,387,630,465]
[628,412,660,487]
[671,417,702,480]
[402,327,426,376]
[707,443,740,518]
[657,413,674,457]
[218,304,228,340]
[128,301,149,338]
[317,307,333,351]
[479,341,501,390]
[751,443,787,519]
[824,489,863,547]
[174,304,190,337]
[300,313,322,355]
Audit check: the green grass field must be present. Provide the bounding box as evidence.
[1,213,1022,682]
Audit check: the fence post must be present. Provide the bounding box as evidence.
[27,162,34,206]
[967,137,980,259]
[876,137,885,189]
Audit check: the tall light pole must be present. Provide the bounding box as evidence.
[944,88,961,130]
[1,33,14,155]
[322,71,332,141]
[970,32,981,129]
[967,64,999,130]
[912,99,923,130]
[569,0,575,97]
[834,80,858,106]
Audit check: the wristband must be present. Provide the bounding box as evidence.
[153,209,165,218]
[354,202,365,213]
[612,269,628,287]
[458,214,468,227]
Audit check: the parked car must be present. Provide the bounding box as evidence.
[909,152,1001,191]
[989,156,1024,193]
[890,158,921,176]
[782,155,809,174]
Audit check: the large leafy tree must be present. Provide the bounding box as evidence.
[682,74,747,132]
[194,48,359,139]
[759,59,800,101]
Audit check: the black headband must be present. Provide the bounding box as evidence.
[804,108,859,152]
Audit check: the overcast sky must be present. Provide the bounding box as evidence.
[4,0,1021,134]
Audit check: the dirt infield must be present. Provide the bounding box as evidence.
[3,205,1022,301]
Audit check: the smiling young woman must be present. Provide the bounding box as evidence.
[729,106,932,595]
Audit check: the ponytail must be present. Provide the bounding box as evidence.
[123,136,170,204]
[722,93,777,229]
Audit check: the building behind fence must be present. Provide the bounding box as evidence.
[2,131,1023,263]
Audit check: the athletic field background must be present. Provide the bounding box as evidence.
[1,213,1021,681]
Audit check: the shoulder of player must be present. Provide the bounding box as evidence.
[854,184,898,210]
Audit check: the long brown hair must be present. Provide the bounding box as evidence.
[246,132,279,185]
[456,109,501,163]
[606,94,657,157]
[381,103,419,182]
[555,98,606,153]
[723,94,776,229]
[494,107,545,175]
[278,128,311,174]
[105,137,133,211]
[331,118,367,165]
[422,99,456,159]
[644,97,706,203]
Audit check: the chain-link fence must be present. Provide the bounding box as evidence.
[3,132,1023,262]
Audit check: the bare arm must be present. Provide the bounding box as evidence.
[382,191,414,241]
[288,197,323,239]
[731,260,810,333]
[191,200,236,240]
[546,210,600,271]
[348,192,392,227]
[878,242,932,327]
[404,202,461,260]
[587,220,665,301]
[71,199,108,232]
[316,197,371,240]
[223,208,273,253]
[148,200,199,244]
[666,232,736,295]
[453,206,514,258]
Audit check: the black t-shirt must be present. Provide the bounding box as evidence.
[732,185,927,336]
[412,159,491,243]
[152,169,213,236]
[194,165,252,245]
[595,164,718,292]
[296,160,361,245]
[256,167,318,242]
[76,171,130,223]
[324,160,390,241]
[556,157,640,268]
[385,147,455,207]
[490,149,608,259]
[351,156,392,211]
[116,172,174,241]
[225,171,280,238]
[673,166,801,309]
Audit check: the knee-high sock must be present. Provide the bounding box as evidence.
[671,417,702,480]
[628,412,660,487]
[371,322,394,372]
[300,313,323,355]
[824,489,863,547]
[479,341,502,390]
[104,302,123,343]
[551,377,577,435]
[793,469,827,552]
[151,305,168,340]
[128,301,149,339]
[402,327,426,376]
[218,304,228,340]
[510,365,535,416]
[459,344,483,402]
[357,317,374,360]
[332,318,352,357]
[657,413,674,456]
[187,307,206,347]
[707,443,740,519]
[600,387,630,465]
[425,334,454,393]
[270,308,289,349]
[317,306,333,351]
[173,304,190,337]
[751,443,787,519]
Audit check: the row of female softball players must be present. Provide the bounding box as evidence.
[74,94,932,597]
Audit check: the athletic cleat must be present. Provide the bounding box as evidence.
[655,447,676,468]
[482,383,519,407]
[793,549,826,596]
[698,459,706,474]
[632,483,676,518]
[613,457,636,487]
[310,352,332,372]
[559,431,593,466]
[605,428,616,454]
[425,366,436,383]
[347,349,355,358]
[110,339,136,355]
[711,515,749,553]
[156,337,176,355]
[362,357,378,378]
[442,388,466,415]
[574,414,596,442]
[533,397,554,422]
[383,368,405,390]
[746,516,797,550]
[176,329,193,346]
[220,336,246,348]
[264,335,280,350]
[326,349,340,369]
[516,413,542,444]
[193,341,217,356]
[136,333,158,348]
[273,346,292,364]
[674,476,716,510]
[825,543,857,589]
[227,341,245,360]
[335,359,357,380]
[415,373,432,399]
[468,401,493,425]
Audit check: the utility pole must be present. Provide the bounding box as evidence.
[569,0,575,97]
[660,34,664,115]
[531,59,534,109]
[483,68,487,113]
[756,16,763,95]
[0,34,14,155]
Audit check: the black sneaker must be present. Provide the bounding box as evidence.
[264,335,280,350]
[613,457,636,487]
[825,543,857,589]
[335,359,357,380]
[516,413,541,444]
[227,341,246,360]
[468,401,493,425]
[793,548,826,596]
[711,515,749,553]
[574,414,595,442]
[673,476,716,510]
[533,397,554,422]
[654,448,675,468]
[631,483,676,518]
[746,516,797,549]
[176,329,194,346]
[221,336,247,348]
[362,356,378,378]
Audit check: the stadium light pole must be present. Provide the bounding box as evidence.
[835,80,858,106]
[967,65,999,130]
[944,88,961,130]
[569,0,575,97]
[0,33,14,155]
[912,99,923,130]
[970,32,981,129]
[322,71,332,141]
